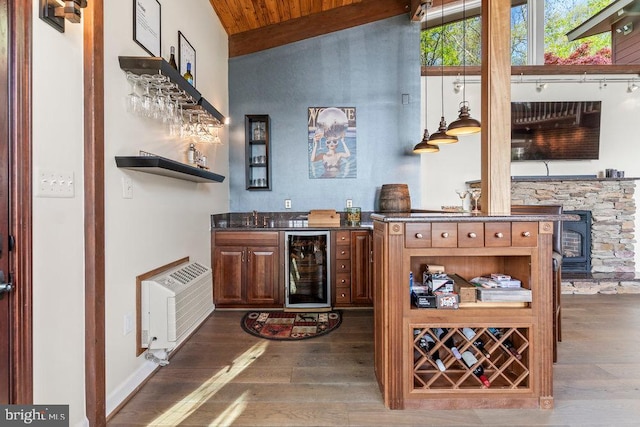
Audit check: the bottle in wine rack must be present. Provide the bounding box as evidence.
[415,330,445,371]
[461,327,491,358]
[488,327,522,360]
[184,62,194,85]
[461,351,491,388]
[433,328,461,360]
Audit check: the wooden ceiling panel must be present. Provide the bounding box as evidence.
[210,0,413,57]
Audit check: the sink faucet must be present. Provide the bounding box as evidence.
[252,210,258,226]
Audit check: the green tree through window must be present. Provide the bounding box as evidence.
[421,0,612,67]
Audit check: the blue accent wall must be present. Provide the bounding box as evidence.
[228,15,421,212]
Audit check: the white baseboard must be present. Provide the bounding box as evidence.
[106,360,157,417]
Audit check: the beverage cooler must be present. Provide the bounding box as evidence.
[285,231,331,309]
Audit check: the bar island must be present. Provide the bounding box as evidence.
[371,211,565,410]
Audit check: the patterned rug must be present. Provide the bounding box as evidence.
[241,311,342,340]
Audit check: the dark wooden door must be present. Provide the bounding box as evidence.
[0,0,12,403]
[213,246,244,305]
[246,246,279,305]
[351,231,372,305]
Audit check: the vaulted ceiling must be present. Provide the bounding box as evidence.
[209,0,460,57]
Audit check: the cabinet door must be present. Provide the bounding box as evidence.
[246,246,280,305]
[213,246,244,304]
[351,230,372,305]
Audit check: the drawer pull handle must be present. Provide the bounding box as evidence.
[341,293,346,297]
[341,250,346,255]
[415,233,423,239]
[341,279,346,284]
[341,264,347,269]
[495,232,504,238]
[341,236,346,241]
[441,232,449,238]
[522,231,531,237]
[468,232,477,238]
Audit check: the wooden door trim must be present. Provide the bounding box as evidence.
[10,0,34,404]
[84,1,106,425]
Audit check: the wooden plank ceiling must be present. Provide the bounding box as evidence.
[209,0,458,57]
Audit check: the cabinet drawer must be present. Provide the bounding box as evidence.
[432,223,457,248]
[512,222,538,247]
[405,223,432,248]
[458,223,484,248]
[336,273,351,287]
[335,246,351,259]
[215,231,279,246]
[335,286,351,304]
[485,222,512,247]
[336,260,351,273]
[335,230,351,244]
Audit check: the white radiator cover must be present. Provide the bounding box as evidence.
[141,261,214,351]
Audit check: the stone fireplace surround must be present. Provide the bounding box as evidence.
[509,176,638,295]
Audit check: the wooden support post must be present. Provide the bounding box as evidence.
[481,0,511,214]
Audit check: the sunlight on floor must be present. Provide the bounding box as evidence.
[148,341,269,426]
[208,391,249,427]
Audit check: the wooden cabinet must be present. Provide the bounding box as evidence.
[245,115,271,190]
[333,229,372,307]
[373,217,555,410]
[212,231,280,307]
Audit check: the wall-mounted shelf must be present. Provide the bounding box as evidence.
[115,156,225,183]
[118,56,225,123]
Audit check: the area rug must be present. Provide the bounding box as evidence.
[241,311,342,340]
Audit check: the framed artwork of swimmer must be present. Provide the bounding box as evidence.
[308,107,357,179]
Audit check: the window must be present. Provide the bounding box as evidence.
[420,0,612,67]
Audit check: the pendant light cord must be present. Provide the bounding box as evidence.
[440,1,445,118]
[462,0,467,104]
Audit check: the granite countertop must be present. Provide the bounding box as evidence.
[372,211,579,223]
[466,175,639,184]
[211,211,373,230]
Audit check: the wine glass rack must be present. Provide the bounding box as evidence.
[412,326,530,391]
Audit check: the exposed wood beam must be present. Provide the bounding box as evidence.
[422,64,640,76]
[481,0,511,215]
[229,0,411,57]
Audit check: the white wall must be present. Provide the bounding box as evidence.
[103,0,229,417]
[31,1,229,425]
[32,2,86,425]
[419,74,640,267]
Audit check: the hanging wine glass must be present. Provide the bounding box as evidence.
[125,72,141,115]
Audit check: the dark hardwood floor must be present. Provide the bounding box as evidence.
[108,294,640,426]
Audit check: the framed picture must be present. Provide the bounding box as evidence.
[308,107,357,179]
[178,31,196,86]
[133,0,161,57]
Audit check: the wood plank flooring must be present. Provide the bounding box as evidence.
[108,295,640,426]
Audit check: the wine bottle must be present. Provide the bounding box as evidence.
[488,327,522,360]
[433,328,461,360]
[462,327,491,358]
[414,330,445,371]
[461,351,491,388]
[184,61,194,85]
[168,46,178,70]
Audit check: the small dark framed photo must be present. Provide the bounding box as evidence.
[178,31,196,86]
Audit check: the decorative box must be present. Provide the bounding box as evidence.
[450,274,477,303]
[411,291,437,309]
[435,291,459,309]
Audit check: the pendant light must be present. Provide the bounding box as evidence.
[446,0,481,136]
[429,3,459,145]
[414,12,439,155]
[413,129,440,153]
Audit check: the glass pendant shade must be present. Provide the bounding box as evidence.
[413,129,440,153]
[447,102,481,136]
[429,117,459,145]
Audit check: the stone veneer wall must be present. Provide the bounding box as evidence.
[510,179,638,294]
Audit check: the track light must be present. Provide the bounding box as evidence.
[536,81,548,92]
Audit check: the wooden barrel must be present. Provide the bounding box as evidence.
[379,184,411,212]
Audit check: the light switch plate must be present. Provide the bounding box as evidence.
[35,170,75,198]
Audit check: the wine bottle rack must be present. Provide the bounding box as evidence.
[412,326,530,391]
